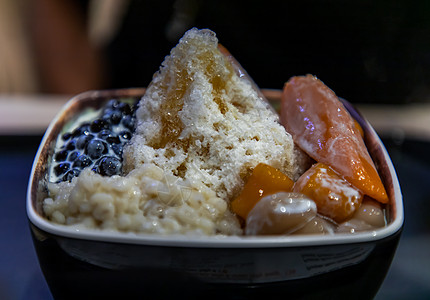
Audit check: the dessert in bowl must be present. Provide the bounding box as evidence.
[27,29,403,299]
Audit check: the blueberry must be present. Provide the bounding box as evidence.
[111,144,123,156]
[68,151,80,162]
[76,134,94,149]
[107,135,121,144]
[54,149,69,162]
[71,123,90,137]
[90,119,109,133]
[102,109,122,125]
[96,156,121,176]
[54,162,70,176]
[73,154,93,169]
[98,130,120,144]
[112,110,123,124]
[62,132,72,141]
[62,168,81,182]
[66,139,76,151]
[106,99,120,110]
[117,102,132,115]
[98,129,111,139]
[122,115,136,130]
[86,139,108,159]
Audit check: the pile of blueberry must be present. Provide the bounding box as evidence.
[52,98,138,182]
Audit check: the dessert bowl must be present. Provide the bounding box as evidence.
[27,88,403,300]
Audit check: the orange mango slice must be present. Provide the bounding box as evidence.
[280,75,388,203]
[231,163,294,219]
[293,163,363,223]
[354,119,364,138]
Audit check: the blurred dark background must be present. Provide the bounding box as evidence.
[5,0,428,104]
[106,0,430,105]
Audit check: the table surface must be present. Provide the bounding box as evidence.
[1,120,430,299]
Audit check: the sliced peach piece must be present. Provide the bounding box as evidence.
[293,163,363,223]
[354,119,364,138]
[231,163,294,219]
[281,75,388,203]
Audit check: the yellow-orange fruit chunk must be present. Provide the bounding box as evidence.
[293,163,363,223]
[354,119,364,138]
[281,75,388,203]
[231,163,294,219]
